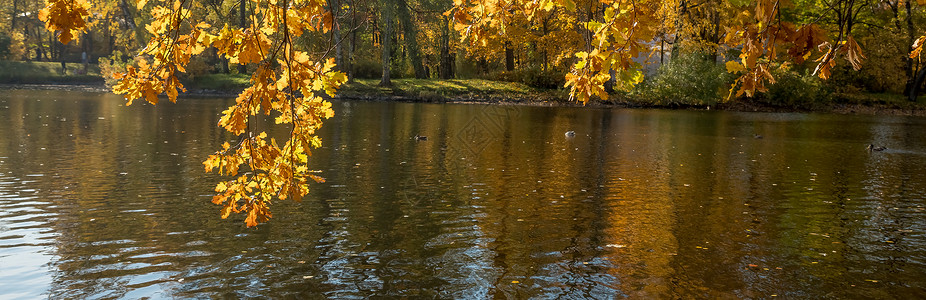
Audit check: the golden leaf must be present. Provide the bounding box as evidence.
[845,36,866,70]
[725,61,746,74]
[910,35,926,59]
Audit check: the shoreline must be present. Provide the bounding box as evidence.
[3,82,926,117]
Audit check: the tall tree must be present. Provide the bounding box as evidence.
[345,0,357,81]
[397,0,427,78]
[439,14,453,79]
[380,0,394,85]
[327,0,343,72]
[11,0,18,32]
[236,0,247,74]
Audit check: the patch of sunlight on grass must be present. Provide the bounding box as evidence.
[0,61,103,83]
[346,78,534,96]
[190,74,250,90]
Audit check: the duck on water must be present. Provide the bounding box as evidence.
[867,144,887,152]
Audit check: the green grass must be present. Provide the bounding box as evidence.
[339,78,568,102]
[174,75,551,102]
[186,73,250,91]
[345,78,534,95]
[0,61,103,84]
[832,92,926,108]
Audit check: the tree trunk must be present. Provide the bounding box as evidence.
[670,0,687,60]
[505,42,514,71]
[119,0,137,30]
[541,20,548,72]
[903,1,917,98]
[34,28,45,61]
[347,0,356,82]
[220,55,230,73]
[11,0,18,34]
[118,0,146,51]
[237,0,248,74]
[108,26,115,54]
[40,29,49,61]
[439,16,454,79]
[908,65,926,102]
[327,0,343,72]
[604,69,616,93]
[396,0,426,78]
[379,0,394,86]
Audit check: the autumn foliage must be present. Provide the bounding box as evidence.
[38,0,926,226]
[449,0,882,102]
[41,0,345,227]
[38,0,91,45]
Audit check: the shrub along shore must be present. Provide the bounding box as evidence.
[2,61,925,116]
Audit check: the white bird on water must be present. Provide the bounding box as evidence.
[565,131,576,137]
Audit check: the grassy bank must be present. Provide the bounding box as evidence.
[339,78,569,103]
[184,76,570,103]
[187,73,250,92]
[0,61,103,84]
[3,62,926,115]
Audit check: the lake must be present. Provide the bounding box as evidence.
[1,89,925,298]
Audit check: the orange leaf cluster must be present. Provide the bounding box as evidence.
[911,34,926,59]
[38,0,90,44]
[103,0,345,227]
[721,0,866,97]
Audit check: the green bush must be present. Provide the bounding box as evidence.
[189,73,250,91]
[490,67,565,89]
[522,67,565,89]
[764,67,830,106]
[637,53,732,106]
[0,34,10,59]
[352,60,381,79]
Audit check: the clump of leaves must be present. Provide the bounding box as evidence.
[44,0,347,227]
[37,0,90,45]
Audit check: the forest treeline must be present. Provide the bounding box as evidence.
[3,0,926,104]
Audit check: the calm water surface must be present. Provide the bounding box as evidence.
[1,89,926,298]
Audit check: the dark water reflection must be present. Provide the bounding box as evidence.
[1,90,926,298]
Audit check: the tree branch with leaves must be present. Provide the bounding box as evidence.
[41,0,346,227]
